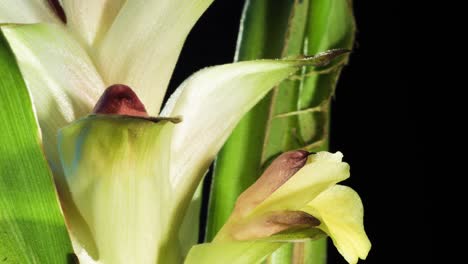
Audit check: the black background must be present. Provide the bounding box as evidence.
[169,1,418,264]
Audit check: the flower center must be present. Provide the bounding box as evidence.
[93,84,149,117]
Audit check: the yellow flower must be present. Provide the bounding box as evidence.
[187,151,371,264]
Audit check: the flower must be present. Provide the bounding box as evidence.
[186,151,371,264]
[1,1,348,263]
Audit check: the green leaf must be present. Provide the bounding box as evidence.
[95,0,215,114]
[297,0,356,147]
[0,31,73,263]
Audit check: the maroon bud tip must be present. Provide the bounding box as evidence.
[278,150,310,171]
[93,84,149,117]
[289,150,311,160]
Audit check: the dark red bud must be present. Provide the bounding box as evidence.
[93,84,149,117]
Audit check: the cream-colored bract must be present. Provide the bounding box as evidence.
[96,0,214,114]
[61,0,126,46]
[2,24,105,175]
[0,0,58,24]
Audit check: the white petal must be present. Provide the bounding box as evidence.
[162,59,321,208]
[0,0,59,24]
[61,0,125,46]
[303,185,371,264]
[95,0,214,114]
[1,23,105,174]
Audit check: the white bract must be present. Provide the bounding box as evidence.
[0,1,364,264]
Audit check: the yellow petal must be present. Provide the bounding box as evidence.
[303,185,371,264]
[251,152,350,216]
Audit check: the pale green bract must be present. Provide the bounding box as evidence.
[0,1,368,264]
[58,116,175,263]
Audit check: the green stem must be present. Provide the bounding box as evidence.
[206,0,355,263]
[270,244,294,264]
[302,240,328,264]
[205,0,293,241]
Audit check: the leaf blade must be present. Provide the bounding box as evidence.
[0,30,73,264]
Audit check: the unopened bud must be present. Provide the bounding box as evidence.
[93,84,149,117]
[234,150,310,217]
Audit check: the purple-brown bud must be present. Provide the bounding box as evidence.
[234,150,310,217]
[231,210,320,241]
[93,84,149,117]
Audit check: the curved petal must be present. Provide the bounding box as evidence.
[252,152,350,215]
[162,50,348,211]
[61,0,125,46]
[95,0,214,114]
[163,60,303,203]
[58,115,175,264]
[0,0,59,24]
[303,185,371,264]
[1,23,105,173]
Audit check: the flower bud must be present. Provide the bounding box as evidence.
[233,150,310,217]
[92,84,149,117]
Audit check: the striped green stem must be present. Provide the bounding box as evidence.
[206,0,355,263]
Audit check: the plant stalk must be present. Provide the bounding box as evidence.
[206,0,355,263]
